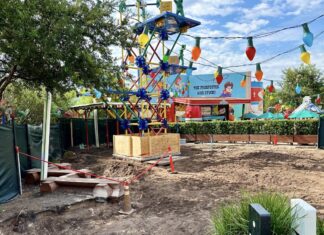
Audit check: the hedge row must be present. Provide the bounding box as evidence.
[169,120,319,135]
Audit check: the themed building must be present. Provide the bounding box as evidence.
[163,72,264,121]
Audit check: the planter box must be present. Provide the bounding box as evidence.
[293,135,317,145]
[113,133,180,159]
[271,135,294,144]
[229,134,250,142]
[181,134,196,142]
[212,134,230,142]
[196,134,212,142]
[249,134,271,143]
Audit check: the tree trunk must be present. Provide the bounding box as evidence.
[0,65,17,100]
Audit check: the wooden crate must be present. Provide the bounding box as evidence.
[132,135,150,157]
[113,133,180,159]
[249,134,271,143]
[293,135,317,145]
[229,134,250,142]
[113,135,132,157]
[149,133,180,157]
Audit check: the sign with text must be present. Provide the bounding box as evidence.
[188,73,251,99]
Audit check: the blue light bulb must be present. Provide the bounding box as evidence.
[295,84,301,94]
[302,23,313,47]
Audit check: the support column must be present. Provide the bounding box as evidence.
[94,109,99,148]
[41,91,52,181]
[70,119,74,147]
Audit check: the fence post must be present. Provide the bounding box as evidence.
[11,116,22,195]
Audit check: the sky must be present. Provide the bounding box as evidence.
[122,0,324,87]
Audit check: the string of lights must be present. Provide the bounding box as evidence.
[182,14,324,40]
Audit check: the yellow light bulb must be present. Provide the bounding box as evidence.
[214,71,218,78]
[138,33,149,48]
[300,52,311,64]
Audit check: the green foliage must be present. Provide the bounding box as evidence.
[279,65,324,107]
[0,0,130,98]
[294,119,319,135]
[169,120,318,135]
[196,121,216,134]
[318,217,324,235]
[212,192,298,235]
[3,83,76,124]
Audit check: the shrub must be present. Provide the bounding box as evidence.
[168,120,318,135]
[294,120,318,135]
[212,192,298,235]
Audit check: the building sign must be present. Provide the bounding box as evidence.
[188,73,251,99]
[160,1,172,13]
[192,84,219,96]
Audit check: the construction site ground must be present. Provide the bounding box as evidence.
[0,143,323,235]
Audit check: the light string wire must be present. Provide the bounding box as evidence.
[166,30,324,83]
[182,13,324,40]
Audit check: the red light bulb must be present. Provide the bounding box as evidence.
[215,66,223,84]
[246,37,256,61]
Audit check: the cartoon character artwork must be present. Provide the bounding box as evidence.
[220,82,234,98]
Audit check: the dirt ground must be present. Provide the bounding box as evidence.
[0,143,324,235]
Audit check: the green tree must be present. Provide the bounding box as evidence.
[3,83,78,124]
[0,0,130,99]
[278,64,324,107]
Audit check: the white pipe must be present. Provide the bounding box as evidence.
[94,109,99,148]
[41,91,52,181]
[70,119,74,147]
[40,92,47,180]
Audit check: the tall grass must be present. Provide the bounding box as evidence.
[212,192,298,235]
[318,217,324,235]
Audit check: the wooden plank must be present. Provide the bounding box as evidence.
[26,168,75,175]
[45,177,121,187]
[147,155,189,166]
[213,134,230,142]
[293,135,317,144]
[249,134,271,143]
[113,152,181,162]
[271,135,293,144]
[229,134,250,142]
[59,169,92,178]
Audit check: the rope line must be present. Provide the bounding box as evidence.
[18,148,170,186]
